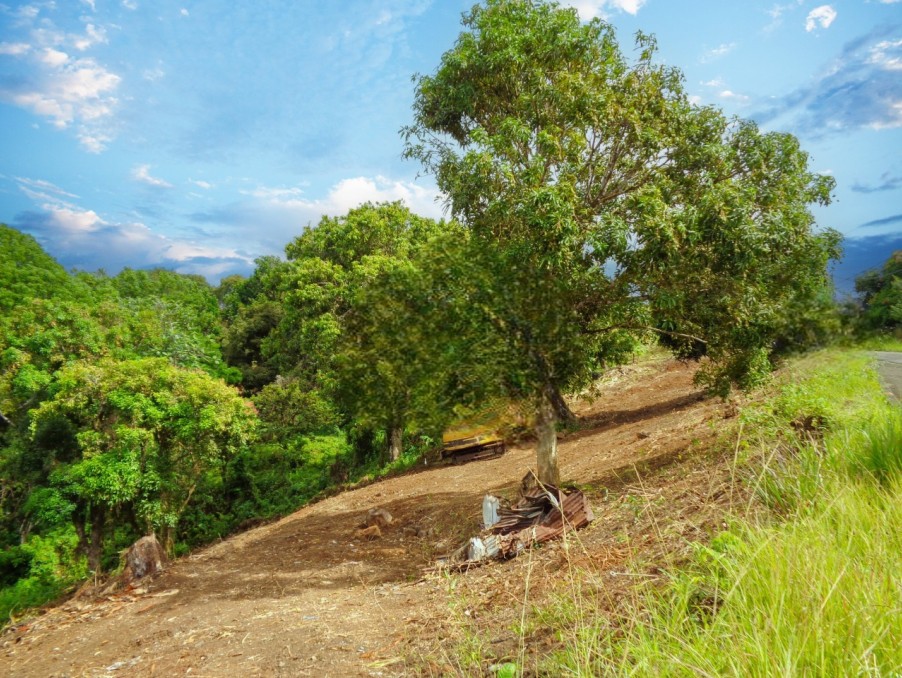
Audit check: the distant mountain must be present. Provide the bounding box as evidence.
[831,233,902,298]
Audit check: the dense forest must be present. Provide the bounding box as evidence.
[0,205,491,615]
[2,0,900,623]
[3,218,897,620]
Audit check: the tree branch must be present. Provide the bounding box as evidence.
[588,323,708,345]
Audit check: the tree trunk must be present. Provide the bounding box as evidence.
[87,505,105,574]
[548,384,576,424]
[535,393,560,486]
[388,426,403,462]
[73,511,87,556]
[159,525,174,555]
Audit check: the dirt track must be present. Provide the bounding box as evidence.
[0,358,739,676]
[873,351,902,401]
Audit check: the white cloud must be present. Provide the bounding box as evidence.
[20,204,253,278]
[241,186,306,200]
[13,176,252,278]
[45,205,105,233]
[560,0,646,20]
[72,24,108,51]
[869,101,902,130]
[702,78,725,87]
[190,179,214,190]
[248,176,443,222]
[719,89,750,103]
[78,131,114,154]
[805,5,837,32]
[869,39,902,71]
[122,0,138,9]
[142,64,165,81]
[326,176,443,217]
[612,0,646,13]
[15,176,80,205]
[765,0,805,31]
[180,8,189,16]
[701,43,737,63]
[37,48,69,67]
[752,29,902,135]
[0,42,32,56]
[11,5,40,24]
[262,176,442,219]
[192,176,445,250]
[0,1,119,150]
[131,165,174,189]
[0,39,121,151]
[29,27,66,50]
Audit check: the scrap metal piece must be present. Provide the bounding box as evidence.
[467,534,502,561]
[444,479,594,568]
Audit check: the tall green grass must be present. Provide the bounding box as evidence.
[601,478,901,676]
[535,349,902,676]
[848,409,902,486]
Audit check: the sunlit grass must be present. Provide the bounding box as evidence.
[848,334,902,352]
[523,349,902,676]
[603,476,901,677]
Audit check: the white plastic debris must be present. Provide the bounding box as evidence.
[482,494,501,529]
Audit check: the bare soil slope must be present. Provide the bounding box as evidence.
[1,358,740,677]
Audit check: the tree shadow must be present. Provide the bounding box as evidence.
[568,391,707,441]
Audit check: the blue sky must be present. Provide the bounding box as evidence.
[1,0,900,291]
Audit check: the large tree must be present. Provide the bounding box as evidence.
[265,202,449,459]
[404,0,839,484]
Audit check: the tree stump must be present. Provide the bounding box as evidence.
[122,535,167,582]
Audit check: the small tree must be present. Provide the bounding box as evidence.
[405,0,838,484]
[855,251,902,331]
[30,358,256,570]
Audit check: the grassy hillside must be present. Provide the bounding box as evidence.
[436,350,902,676]
[524,349,901,676]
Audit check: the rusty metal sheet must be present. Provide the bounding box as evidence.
[446,482,594,567]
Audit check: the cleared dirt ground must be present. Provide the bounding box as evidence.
[0,357,744,677]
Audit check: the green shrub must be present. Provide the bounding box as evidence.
[848,407,902,486]
[0,528,86,624]
[0,547,32,587]
[0,576,65,624]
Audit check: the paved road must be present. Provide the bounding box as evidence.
[872,351,902,402]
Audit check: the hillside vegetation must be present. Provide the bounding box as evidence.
[1,2,900,668]
[526,349,901,676]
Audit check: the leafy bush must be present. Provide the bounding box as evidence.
[0,528,86,623]
[0,547,32,588]
[187,433,356,535]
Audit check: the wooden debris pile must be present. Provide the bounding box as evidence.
[443,478,594,568]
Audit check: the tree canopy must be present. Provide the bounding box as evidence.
[404,0,839,483]
[30,358,256,570]
[0,225,89,313]
[855,251,902,330]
